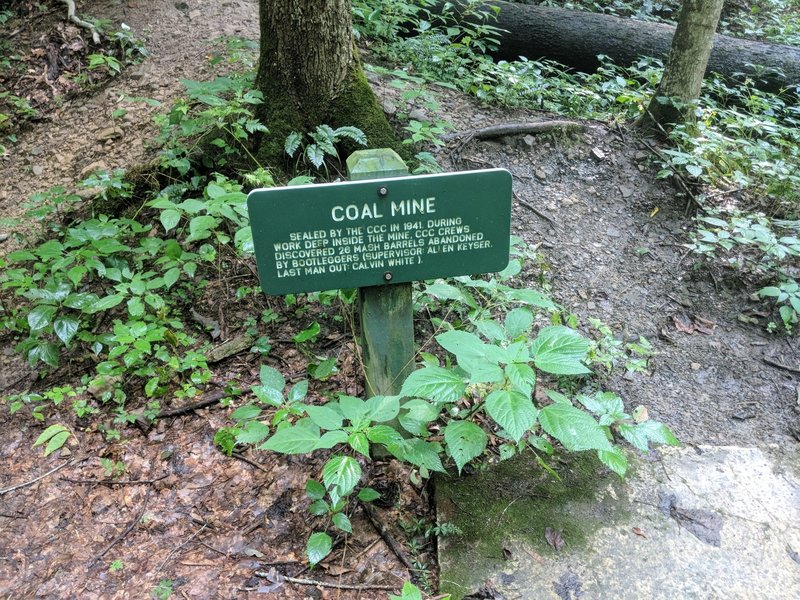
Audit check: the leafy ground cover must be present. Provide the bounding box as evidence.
[1,0,799,598]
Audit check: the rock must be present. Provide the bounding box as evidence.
[29,146,43,156]
[634,151,648,161]
[188,9,202,19]
[408,108,427,121]
[523,134,535,147]
[80,161,108,179]
[32,165,44,176]
[96,126,123,142]
[590,147,605,161]
[382,99,397,115]
[606,226,621,238]
[691,362,702,370]
[620,185,634,198]
[534,169,547,181]
[0,234,9,243]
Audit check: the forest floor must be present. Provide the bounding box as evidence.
[1,0,798,598]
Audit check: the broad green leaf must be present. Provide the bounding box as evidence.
[390,581,423,600]
[33,424,69,447]
[578,392,626,422]
[28,342,60,367]
[530,326,591,375]
[288,379,309,403]
[619,421,679,452]
[53,317,79,345]
[259,423,321,454]
[505,289,556,309]
[364,395,400,422]
[293,322,320,343]
[474,319,505,343]
[306,479,326,500]
[538,402,611,451]
[235,421,271,445]
[505,363,536,397]
[357,487,381,502]
[400,366,465,403]
[308,499,329,516]
[188,215,218,241]
[322,455,362,496]
[401,399,441,423]
[43,430,70,457]
[366,425,404,446]
[332,512,352,533]
[89,294,125,313]
[485,390,537,442]
[314,430,348,450]
[63,292,99,310]
[163,267,180,289]
[339,395,368,424]
[159,209,181,232]
[424,282,476,307]
[444,420,487,474]
[436,330,506,383]
[259,364,285,391]
[387,438,445,472]
[28,305,56,331]
[127,297,144,317]
[252,385,283,406]
[348,432,370,457]
[305,404,344,430]
[306,532,332,565]
[505,307,533,339]
[597,448,628,477]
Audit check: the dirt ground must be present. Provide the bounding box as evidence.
[1,0,799,598]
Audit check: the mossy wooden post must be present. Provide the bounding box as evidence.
[346,149,414,398]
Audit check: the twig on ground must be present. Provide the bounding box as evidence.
[61,474,167,486]
[90,490,151,565]
[231,452,271,474]
[155,389,228,419]
[513,190,557,229]
[762,357,800,375]
[156,523,208,573]
[61,0,101,44]
[359,501,414,571]
[0,459,74,496]
[446,120,586,142]
[254,571,399,592]
[638,136,702,213]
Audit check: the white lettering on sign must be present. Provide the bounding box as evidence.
[270,215,493,279]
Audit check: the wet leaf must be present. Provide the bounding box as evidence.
[544,527,565,551]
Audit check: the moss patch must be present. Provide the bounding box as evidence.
[436,451,632,599]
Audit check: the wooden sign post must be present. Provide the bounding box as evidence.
[247,149,512,399]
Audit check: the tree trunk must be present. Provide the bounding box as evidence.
[255,0,402,168]
[442,1,800,93]
[641,0,724,131]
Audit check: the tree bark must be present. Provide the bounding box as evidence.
[641,0,724,130]
[442,1,800,93]
[255,0,403,169]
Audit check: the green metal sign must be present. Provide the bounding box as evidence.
[247,169,512,295]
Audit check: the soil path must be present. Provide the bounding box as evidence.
[1,0,799,597]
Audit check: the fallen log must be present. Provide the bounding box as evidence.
[442,1,800,92]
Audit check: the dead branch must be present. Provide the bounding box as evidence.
[254,571,399,592]
[446,120,586,142]
[61,0,101,44]
[156,523,208,573]
[231,452,272,474]
[513,190,557,229]
[359,501,415,571]
[0,459,74,496]
[762,357,800,376]
[60,474,168,486]
[90,490,151,565]
[155,389,228,418]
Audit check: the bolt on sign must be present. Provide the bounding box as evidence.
[247,169,513,295]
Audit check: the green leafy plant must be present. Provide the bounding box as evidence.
[150,579,174,600]
[759,280,800,332]
[109,559,124,573]
[284,125,367,170]
[32,423,72,456]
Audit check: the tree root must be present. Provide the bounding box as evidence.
[61,0,101,44]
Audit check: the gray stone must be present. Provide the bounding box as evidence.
[96,126,123,142]
[535,169,547,181]
[408,108,427,122]
[620,185,634,198]
[32,165,44,176]
[0,233,9,243]
[382,99,397,115]
[438,446,800,600]
[590,147,605,161]
[523,134,535,147]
